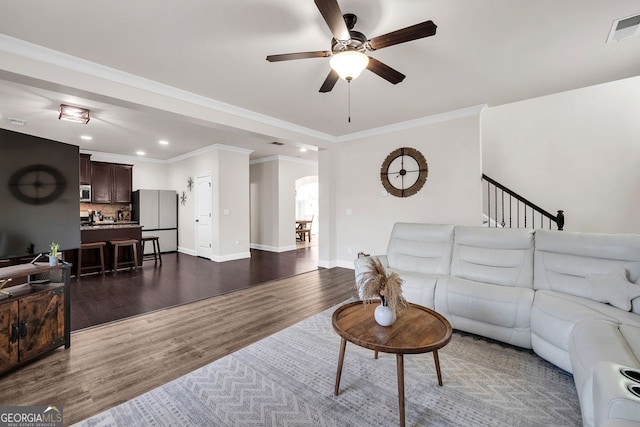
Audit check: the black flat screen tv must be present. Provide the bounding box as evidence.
[0,128,80,259]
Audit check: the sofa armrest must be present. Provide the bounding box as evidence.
[594,361,640,426]
[354,255,388,299]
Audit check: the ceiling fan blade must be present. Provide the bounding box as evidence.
[367,20,437,51]
[366,57,406,85]
[314,0,350,42]
[266,51,331,62]
[319,69,340,92]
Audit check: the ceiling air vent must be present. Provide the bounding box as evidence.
[607,14,640,43]
[8,118,26,126]
[270,141,285,146]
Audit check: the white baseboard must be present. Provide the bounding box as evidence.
[177,247,250,262]
[318,259,337,268]
[336,260,355,269]
[250,243,297,253]
[178,246,196,256]
[211,252,251,262]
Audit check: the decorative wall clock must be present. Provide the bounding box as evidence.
[8,164,67,205]
[180,191,187,206]
[380,147,428,198]
[187,177,194,192]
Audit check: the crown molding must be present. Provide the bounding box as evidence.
[250,155,317,166]
[335,104,487,142]
[168,143,253,163]
[0,34,334,142]
[80,150,168,164]
[1,34,486,147]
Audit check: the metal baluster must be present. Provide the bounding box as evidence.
[484,177,490,227]
[509,195,512,228]
[494,185,497,227]
[500,190,505,227]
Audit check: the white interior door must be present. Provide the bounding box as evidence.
[196,174,212,259]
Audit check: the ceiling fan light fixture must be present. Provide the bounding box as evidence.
[330,50,369,81]
[58,104,90,124]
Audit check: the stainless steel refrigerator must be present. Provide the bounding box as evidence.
[132,189,178,253]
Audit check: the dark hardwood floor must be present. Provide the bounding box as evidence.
[1,266,357,425]
[71,246,320,331]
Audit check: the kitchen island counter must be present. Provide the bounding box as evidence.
[81,222,141,231]
[70,225,143,275]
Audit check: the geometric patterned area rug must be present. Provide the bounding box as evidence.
[73,302,582,427]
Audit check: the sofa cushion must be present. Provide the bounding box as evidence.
[531,290,619,373]
[386,223,455,275]
[451,226,534,288]
[534,230,640,307]
[389,269,438,309]
[587,266,640,311]
[434,276,534,348]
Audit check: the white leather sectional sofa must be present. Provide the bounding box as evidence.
[354,223,640,427]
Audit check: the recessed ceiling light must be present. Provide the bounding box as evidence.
[136,151,146,156]
[80,135,93,141]
[159,140,169,145]
[299,148,308,152]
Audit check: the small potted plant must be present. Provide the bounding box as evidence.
[49,241,60,266]
[357,257,407,326]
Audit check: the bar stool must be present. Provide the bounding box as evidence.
[77,242,107,279]
[110,239,139,272]
[141,236,162,265]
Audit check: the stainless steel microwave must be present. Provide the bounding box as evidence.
[80,185,91,202]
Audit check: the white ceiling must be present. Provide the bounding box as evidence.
[1,1,640,161]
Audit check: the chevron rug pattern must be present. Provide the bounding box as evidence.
[74,303,581,426]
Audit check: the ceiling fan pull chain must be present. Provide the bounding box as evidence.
[348,80,351,123]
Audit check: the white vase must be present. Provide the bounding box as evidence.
[49,255,58,266]
[374,301,396,326]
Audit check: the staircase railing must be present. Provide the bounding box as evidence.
[482,174,564,230]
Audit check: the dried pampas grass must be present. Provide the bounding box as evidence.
[357,257,408,315]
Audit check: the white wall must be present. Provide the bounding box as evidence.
[168,145,251,260]
[217,149,251,259]
[168,150,213,254]
[278,159,318,248]
[321,113,483,268]
[250,160,277,249]
[250,156,318,252]
[482,76,640,234]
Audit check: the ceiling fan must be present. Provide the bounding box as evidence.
[266,0,437,93]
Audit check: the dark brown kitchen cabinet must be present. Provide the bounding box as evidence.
[0,263,70,375]
[79,153,92,185]
[113,164,133,203]
[91,161,113,203]
[91,162,133,203]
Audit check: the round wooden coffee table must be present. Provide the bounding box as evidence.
[332,300,452,427]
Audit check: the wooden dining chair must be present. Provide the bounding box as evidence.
[296,215,313,242]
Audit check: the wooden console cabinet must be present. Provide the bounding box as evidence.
[0,263,71,375]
